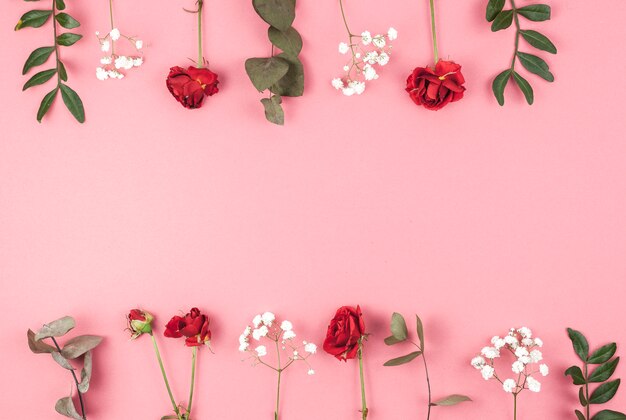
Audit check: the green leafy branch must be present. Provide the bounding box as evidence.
[487,0,557,105]
[384,313,471,419]
[565,328,626,420]
[245,0,304,125]
[15,0,85,123]
[27,316,103,419]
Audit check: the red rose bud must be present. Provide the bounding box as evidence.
[128,309,154,339]
[323,305,366,361]
[406,60,466,111]
[164,307,212,347]
[166,66,219,109]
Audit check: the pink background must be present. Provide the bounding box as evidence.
[1,0,626,418]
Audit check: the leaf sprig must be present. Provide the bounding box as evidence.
[487,0,557,105]
[565,328,626,420]
[245,0,304,125]
[28,316,103,419]
[384,313,471,419]
[16,0,85,123]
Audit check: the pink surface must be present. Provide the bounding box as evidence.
[1,0,626,419]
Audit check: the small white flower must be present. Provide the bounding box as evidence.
[252,325,269,340]
[504,335,519,347]
[355,52,361,58]
[361,31,372,45]
[135,39,143,49]
[471,356,486,369]
[283,330,296,340]
[530,349,543,363]
[522,338,534,346]
[539,364,549,376]
[101,40,110,52]
[338,42,349,54]
[133,57,143,67]
[96,67,109,81]
[305,343,317,354]
[255,345,267,357]
[527,376,541,392]
[100,57,112,65]
[376,52,390,66]
[281,320,293,331]
[481,346,500,359]
[110,28,121,41]
[331,78,344,90]
[253,315,262,328]
[534,338,544,347]
[261,312,275,326]
[503,379,517,393]
[239,342,249,352]
[481,365,495,380]
[518,327,532,339]
[351,81,365,95]
[239,335,247,345]
[307,369,315,375]
[363,65,378,81]
[95,31,100,36]
[243,326,252,337]
[512,361,525,374]
[519,355,531,364]
[372,35,386,48]
[342,86,355,96]
[515,347,529,358]
[387,27,398,41]
[364,51,378,65]
[343,65,350,71]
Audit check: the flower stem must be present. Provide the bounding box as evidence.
[509,0,520,70]
[51,337,86,420]
[197,0,204,67]
[51,0,62,89]
[421,350,432,420]
[150,335,182,419]
[338,0,353,37]
[358,339,368,419]
[187,346,198,418]
[428,0,439,64]
[275,339,282,420]
[513,393,517,420]
[108,0,115,55]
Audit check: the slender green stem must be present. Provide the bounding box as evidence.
[358,339,368,420]
[51,337,86,420]
[421,349,432,420]
[52,0,61,88]
[509,0,520,70]
[584,363,590,420]
[275,339,282,420]
[108,0,115,55]
[197,0,204,67]
[150,334,182,419]
[187,346,198,418]
[513,393,517,420]
[428,0,439,64]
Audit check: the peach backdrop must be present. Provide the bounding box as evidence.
[1,0,626,419]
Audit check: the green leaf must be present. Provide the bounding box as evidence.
[517,4,551,21]
[22,68,56,90]
[592,410,626,420]
[22,46,55,75]
[270,53,304,97]
[576,410,587,420]
[245,57,290,92]
[520,30,557,54]
[565,366,586,385]
[58,61,68,81]
[78,350,92,393]
[51,351,75,370]
[61,335,102,359]
[384,336,405,345]
[486,0,506,22]
[55,397,82,419]
[383,351,422,367]
[252,0,295,31]
[388,313,408,342]
[55,13,80,29]
[416,315,424,351]
[492,69,511,106]
[491,10,514,32]
[568,328,590,362]
[431,394,472,406]
[268,26,303,56]
[589,358,620,383]
[579,386,588,406]
[55,0,66,10]
[15,10,52,30]
[517,52,554,82]
[34,316,75,341]
[59,84,85,123]
[56,33,82,46]
[260,95,284,125]
[27,329,56,353]
[37,87,59,122]
[512,71,534,105]
[589,343,617,364]
[589,379,620,404]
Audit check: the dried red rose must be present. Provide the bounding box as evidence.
[405,60,466,110]
[166,66,219,109]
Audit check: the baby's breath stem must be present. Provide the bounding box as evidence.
[338,0,353,37]
[108,0,115,55]
[358,339,368,419]
[513,393,517,420]
[275,339,282,420]
[428,0,439,64]
[197,0,204,67]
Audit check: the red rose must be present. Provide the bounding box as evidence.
[405,60,466,110]
[127,309,153,338]
[323,305,366,361]
[166,66,219,109]
[164,307,211,347]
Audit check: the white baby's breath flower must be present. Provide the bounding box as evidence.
[331,78,344,90]
[376,52,390,66]
[283,330,296,340]
[307,369,315,375]
[387,27,398,40]
[239,342,249,352]
[135,39,143,49]
[518,327,532,339]
[363,51,378,65]
[110,28,121,41]
[504,335,519,347]
[281,320,293,331]
[100,57,112,65]
[534,338,543,347]
[512,361,525,374]
[351,81,365,95]
[255,345,267,357]
[342,86,355,96]
[530,349,543,363]
[361,31,372,45]
[481,365,495,380]
[101,40,110,52]
[96,67,109,80]
[527,376,541,392]
[372,35,386,48]
[471,356,486,369]
[515,347,529,358]
[522,338,534,346]
[252,325,269,341]
[539,364,549,376]
[503,379,517,393]
[363,64,378,81]
[133,57,143,67]
[338,42,349,54]
[343,65,350,71]
[305,343,317,354]
[481,346,500,359]
[261,312,275,326]
[243,326,252,337]
[253,315,262,328]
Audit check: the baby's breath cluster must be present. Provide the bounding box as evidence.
[95,28,143,80]
[332,28,397,96]
[472,327,548,396]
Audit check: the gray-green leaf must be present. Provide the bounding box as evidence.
[268,27,302,56]
[576,410,587,420]
[78,350,92,393]
[492,69,511,106]
[252,0,295,31]
[384,336,405,346]
[55,397,83,419]
[59,84,85,123]
[565,366,586,385]
[568,328,590,362]
[416,315,424,351]
[35,316,76,341]
[486,0,505,22]
[579,387,588,406]
[56,33,82,47]
[517,4,551,21]
[389,313,408,342]
[491,10,514,32]
[245,57,290,92]
[589,343,617,364]
[588,358,620,383]
[431,394,472,406]
[51,351,75,370]
[589,379,621,404]
[517,52,554,82]
[55,13,80,29]
[22,46,55,74]
[61,335,102,359]
[15,10,52,30]
[270,53,304,97]
[383,351,422,367]
[520,30,557,54]
[27,329,56,353]
[591,410,626,420]
[260,95,284,125]
[37,87,59,122]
